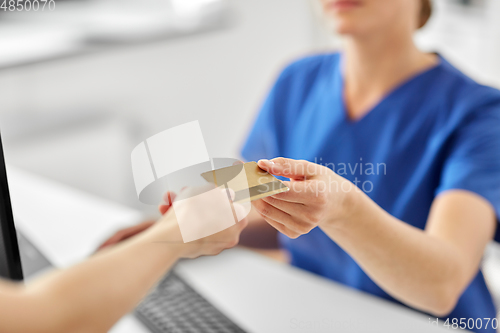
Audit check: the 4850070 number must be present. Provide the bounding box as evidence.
[1,0,55,11]
[444,317,499,330]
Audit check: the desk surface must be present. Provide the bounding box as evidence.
[175,248,446,333]
[8,167,447,333]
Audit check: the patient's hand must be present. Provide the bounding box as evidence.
[96,192,176,251]
[159,185,248,259]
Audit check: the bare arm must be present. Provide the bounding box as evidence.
[322,189,495,316]
[254,158,496,316]
[0,189,247,333]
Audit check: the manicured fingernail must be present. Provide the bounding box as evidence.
[259,159,275,166]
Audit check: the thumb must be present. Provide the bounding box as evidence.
[257,158,319,180]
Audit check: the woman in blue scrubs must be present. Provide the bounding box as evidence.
[242,0,500,331]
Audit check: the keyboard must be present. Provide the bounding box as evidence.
[135,272,247,333]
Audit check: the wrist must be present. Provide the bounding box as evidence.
[323,180,364,230]
[143,214,187,259]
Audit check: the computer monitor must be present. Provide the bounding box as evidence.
[0,134,23,280]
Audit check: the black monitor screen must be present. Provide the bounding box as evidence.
[0,135,23,280]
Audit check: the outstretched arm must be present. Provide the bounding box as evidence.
[0,188,247,333]
[253,158,496,317]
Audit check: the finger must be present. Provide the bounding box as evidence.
[158,192,177,214]
[269,181,304,203]
[113,222,154,242]
[97,221,155,250]
[270,181,318,204]
[97,233,124,250]
[264,216,300,239]
[122,221,155,238]
[253,199,292,223]
[158,205,170,215]
[258,158,320,180]
[261,195,308,218]
[163,192,177,205]
[253,200,310,233]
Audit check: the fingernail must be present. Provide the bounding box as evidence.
[259,159,275,166]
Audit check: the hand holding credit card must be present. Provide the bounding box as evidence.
[200,162,288,203]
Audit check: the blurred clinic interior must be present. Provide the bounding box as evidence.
[1,0,500,332]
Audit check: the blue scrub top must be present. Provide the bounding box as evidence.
[242,53,500,331]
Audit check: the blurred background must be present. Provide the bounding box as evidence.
[0,0,499,318]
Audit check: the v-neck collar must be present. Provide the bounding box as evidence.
[335,53,444,125]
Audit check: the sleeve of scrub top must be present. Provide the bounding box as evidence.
[436,102,500,242]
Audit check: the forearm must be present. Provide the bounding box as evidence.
[0,186,248,333]
[321,193,465,316]
[256,158,495,316]
[18,219,181,333]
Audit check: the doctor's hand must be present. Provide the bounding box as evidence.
[253,158,359,239]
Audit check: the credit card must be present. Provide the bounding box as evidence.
[200,161,288,202]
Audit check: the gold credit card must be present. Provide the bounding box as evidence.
[200,161,288,202]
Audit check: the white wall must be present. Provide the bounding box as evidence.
[2,0,500,210]
[0,0,323,211]
[416,0,500,88]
